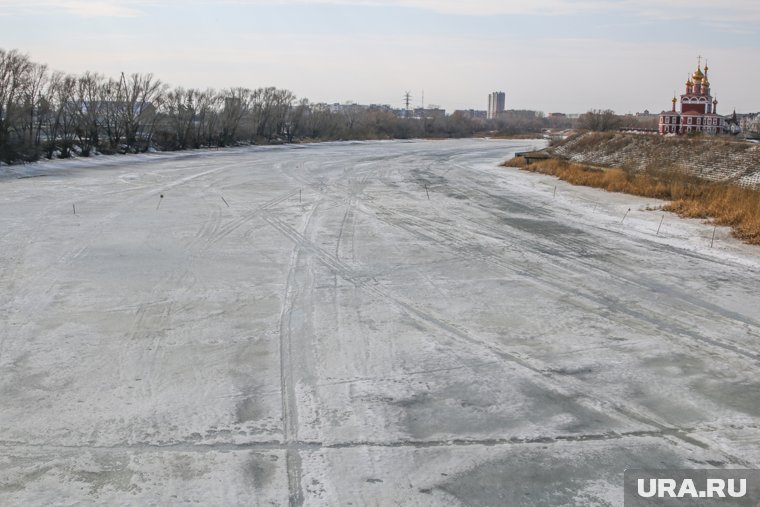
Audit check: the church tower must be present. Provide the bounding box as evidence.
[659,58,727,135]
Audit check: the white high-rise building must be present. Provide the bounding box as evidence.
[488,91,506,119]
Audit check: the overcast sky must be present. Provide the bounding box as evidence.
[2,0,759,114]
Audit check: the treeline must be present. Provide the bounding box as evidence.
[1,48,590,165]
[0,49,325,163]
[576,109,658,132]
[0,49,492,164]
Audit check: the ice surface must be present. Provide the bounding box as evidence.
[1,139,759,505]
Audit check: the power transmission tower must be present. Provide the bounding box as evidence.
[404,91,412,118]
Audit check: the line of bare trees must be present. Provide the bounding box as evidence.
[575,109,659,132]
[1,49,318,163]
[1,48,575,165]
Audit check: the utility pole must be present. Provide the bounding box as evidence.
[420,90,427,132]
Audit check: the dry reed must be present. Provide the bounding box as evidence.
[503,156,760,245]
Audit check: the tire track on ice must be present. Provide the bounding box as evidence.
[275,201,324,507]
[260,207,753,467]
[279,243,305,507]
[446,163,760,327]
[437,173,760,362]
[361,191,760,368]
[334,170,371,262]
[2,162,236,315]
[200,189,299,248]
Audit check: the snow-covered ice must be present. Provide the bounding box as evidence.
[1,139,760,505]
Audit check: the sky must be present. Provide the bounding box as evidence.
[1,0,759,114]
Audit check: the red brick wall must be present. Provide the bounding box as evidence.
[682,103,706,114]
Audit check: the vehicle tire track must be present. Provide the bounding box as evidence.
[261,204,753,467]
[358,194,760,367]
[275,200,324,507]
[438,173,760,362]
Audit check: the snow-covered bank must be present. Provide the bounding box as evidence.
[553,132,760,188]
[496,163,760,270]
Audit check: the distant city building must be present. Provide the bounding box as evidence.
[726,109,742,135]
[659,60,728,135]
[412,107,446,119]
[487,92,506,119]
[454,109,488,119]
[328,102,369,114]
[503,109,541,120]
[367,104,393,113]
[740,113,760,137]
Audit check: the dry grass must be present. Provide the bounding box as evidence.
[503,156,760,245]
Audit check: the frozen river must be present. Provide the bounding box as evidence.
[2,139,760,505]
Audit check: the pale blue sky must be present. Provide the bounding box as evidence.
[2,0,759,113]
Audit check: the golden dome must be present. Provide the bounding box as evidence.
[692,66,704,82]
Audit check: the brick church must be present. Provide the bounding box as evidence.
[659,60,727,135]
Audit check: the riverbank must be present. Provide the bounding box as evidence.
[503,154,760,245]
[552,132,760,188]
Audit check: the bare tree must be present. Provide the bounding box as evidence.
[219,87,250,146]
[301,102,339,140]
[42,72,78,158]
[268,88,294,142]
[249,87,294,142]
[100,76,126,152]
[0,49,32,163]
[193,89,221,148]
[122,73,165,152]
[73,72,103,156]
[249,87,269,141]
[576,109,621,131]
[341,102,364,135]
[17,61,49,157]
[284,98,308,143]
[164,87,195,149]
